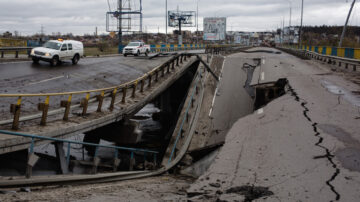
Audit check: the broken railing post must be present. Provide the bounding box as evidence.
[10,96,22,130]
[122,86,127,104]
[132,81,138,98]
[60,95,72,121]
[155,70,159,82]
[38,96,50,126]
[96,91,105,112]
[167,63,170,73]
[140,79,145,93]
[109,88,117,111]
[148,75,152,88]
[80,93,90,116]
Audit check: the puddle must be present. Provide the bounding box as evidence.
[321,80,360,107]
[335,148,360,172]
[318,124,356,146]
[318,124,360,172]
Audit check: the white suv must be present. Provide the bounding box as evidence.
[30,39,84,66]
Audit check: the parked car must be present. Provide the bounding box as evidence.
[123,41,150,57]
[30,39,84,66]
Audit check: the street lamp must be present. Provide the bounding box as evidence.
[299,0,304,49]
[165,0,168,43]
[287,0,292,27]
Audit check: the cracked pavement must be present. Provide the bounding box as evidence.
[187,48,360,201]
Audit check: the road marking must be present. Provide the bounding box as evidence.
[261,72,265,81]
[27,76,64,86]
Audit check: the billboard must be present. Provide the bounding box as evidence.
[168,10,196,27]
[203,17,226,41]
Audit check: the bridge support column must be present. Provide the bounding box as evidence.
[54,142,69,174]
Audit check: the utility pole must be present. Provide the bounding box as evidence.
[339,0,356,47]
[165,0,168,43]
[288,1,292,28]
[299,0,304,49]
[196,0,199,32]
[118,0,123,53]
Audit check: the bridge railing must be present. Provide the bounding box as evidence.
[167,66,202,164]
[0,129,159,178]
[0,53,194,130]
[279,45,360,71]
[150,44,206,53]
[0,47,32,58]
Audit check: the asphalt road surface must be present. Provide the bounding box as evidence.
[0,55,171,94]
[0,55,171,120]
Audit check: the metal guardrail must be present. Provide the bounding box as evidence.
[279,47,360,72]
[168,68,202,164]
[0,53,194,130]
[0,129,158,178]
[0,47,32,58]
[150,46,204,53]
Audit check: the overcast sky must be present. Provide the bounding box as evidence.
[0,0,359,36]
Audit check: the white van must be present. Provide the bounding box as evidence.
[30,39,84,66]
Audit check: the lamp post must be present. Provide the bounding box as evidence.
[339,0,356,47]
[299,0,304,49]
[165,0,168,43]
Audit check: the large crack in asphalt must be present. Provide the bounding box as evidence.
[287,84,340,201]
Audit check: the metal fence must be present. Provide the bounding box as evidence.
[0,129,158,178]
